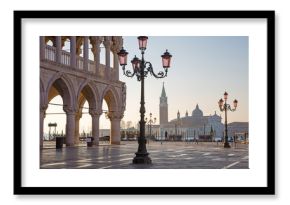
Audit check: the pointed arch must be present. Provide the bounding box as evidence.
[78,94,87,114]
[61,36,71,52]
[77,80,99,111]
[101,85,121,112]
[45,36,56,46]
[88,37,96,61]
[46,72,75,109]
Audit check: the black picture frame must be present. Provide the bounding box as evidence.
[14,10,275,195]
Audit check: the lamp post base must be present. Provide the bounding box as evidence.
[224,142,231,148]
[133,153,152,164]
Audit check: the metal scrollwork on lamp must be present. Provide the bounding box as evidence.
[117,36,172,164]
[218,91,238,148]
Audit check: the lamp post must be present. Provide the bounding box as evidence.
[117,36,172,164]
[218,91,238,148]
[145,113,156,144]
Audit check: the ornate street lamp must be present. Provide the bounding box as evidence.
[145,113,157,144]
[117,36,172,164]
[218,91,238,148]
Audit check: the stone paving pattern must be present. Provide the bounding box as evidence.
[40,141,248,169]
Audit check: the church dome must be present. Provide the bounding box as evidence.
[213,111,220,118]
[212,111,221,121]
[192,104,203,117]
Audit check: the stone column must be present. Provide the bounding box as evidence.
[108,111,123,145]
[83,36,89,72]
[104,37,111,68]
[111,37,121,81]
[74,112,82,145]
[56,36,62,64]
[94,37,102,76]
[104,37,111,79]
[111,37,122,81]
[89,109,102,146]
[40,106,47,149]
[70,36,76,68]
[113,52,119,80]
[64,108,76,147]
[40,36,45,61]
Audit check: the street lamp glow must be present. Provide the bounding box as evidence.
[218,98,224,108]
[117,47,128,66]
[137,36,148,51]
[131,55,141,71]
[161,49,172,68]
[233,99,238,108]
[224,91,228,100]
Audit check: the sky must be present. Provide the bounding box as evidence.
[44,36,249,134]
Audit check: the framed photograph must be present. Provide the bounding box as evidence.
[14,10,275,195]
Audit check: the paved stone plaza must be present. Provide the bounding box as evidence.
[40,141,248,169]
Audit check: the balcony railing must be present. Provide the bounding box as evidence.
[44,45,116,80]
[76,55,83,70]
[45,45,56,62]
[61,50,70,66]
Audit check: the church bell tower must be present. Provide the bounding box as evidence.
[159,82,168,125]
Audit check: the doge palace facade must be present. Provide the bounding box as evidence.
[40,36,126,148]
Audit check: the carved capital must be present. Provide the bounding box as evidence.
[103,38,112,49]
[110,46,119,53]
[40,104,48,112]
[111,36,122,53]
[107,111,124,121]
[63,106,77,114]
[89,109,102,117]
[94,36,103,43]
[110,42,120,53]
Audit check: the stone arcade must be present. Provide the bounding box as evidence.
[40,36,125,148]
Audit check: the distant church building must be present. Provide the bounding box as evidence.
[159,82,168,125]
[145,83,248,142]
[159,84,225,141]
